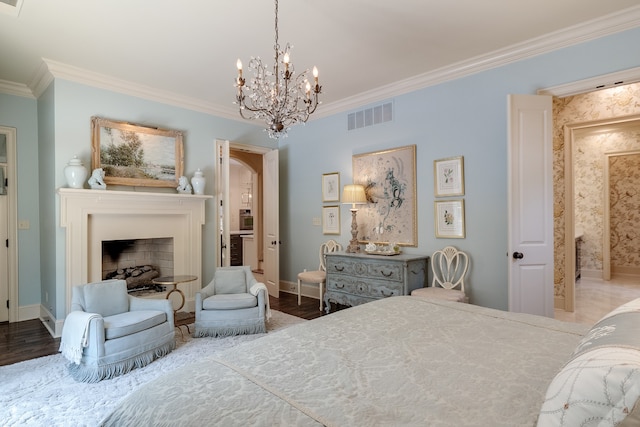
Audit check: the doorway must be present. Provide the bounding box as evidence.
[215,140,280,298]
[229,151,262,270]
[540,70,640,314]
[560,110,640,312]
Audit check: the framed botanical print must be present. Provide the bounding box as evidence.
[322,205,340,234]
[434,199,465,238]
[434,156,464,197]
[322,172,340,202]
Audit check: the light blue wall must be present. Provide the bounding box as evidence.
[0,92,42,307]
[46,80,274,317]
[3,25,640,318]
[37,84,57,314]
[281,26,640,310]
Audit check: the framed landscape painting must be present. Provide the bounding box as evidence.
[352,145,417,246]
[91,117,184,188]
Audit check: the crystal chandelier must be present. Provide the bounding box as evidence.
[234,0,321,139]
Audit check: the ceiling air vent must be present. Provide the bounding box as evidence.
[347,101,393,131]
[0,0,23,17]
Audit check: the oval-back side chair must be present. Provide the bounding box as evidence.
[297,239,343,311]
[411,246,470,303]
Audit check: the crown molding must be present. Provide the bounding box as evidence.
[0,79,34,99]
[539,66,640,97]
[3,5,639,117]
[31,58,241,121]
[316,5,640,119]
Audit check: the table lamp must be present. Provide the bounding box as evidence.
[342,184,367,253]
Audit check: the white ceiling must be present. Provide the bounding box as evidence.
[1,1,640,121]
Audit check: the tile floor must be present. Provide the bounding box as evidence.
[554,275,640,325]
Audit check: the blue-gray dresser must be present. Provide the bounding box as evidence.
[324,252,429,313]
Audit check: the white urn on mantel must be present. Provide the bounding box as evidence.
[64,156,88,189]
[191,168,205,195]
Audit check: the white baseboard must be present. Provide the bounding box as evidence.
[17,303,40,321]
[279,280,321,300]
[40,304,63,338]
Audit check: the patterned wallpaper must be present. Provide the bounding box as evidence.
[609,152,640,271]
[553,82,640,302]
[574,129,640,273]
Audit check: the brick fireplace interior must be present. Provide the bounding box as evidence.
[102,237,174,293]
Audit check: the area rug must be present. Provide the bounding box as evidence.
[0,310,305,427]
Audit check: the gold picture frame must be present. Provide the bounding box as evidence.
[91,116,184,188]
[352,145,417,246]
[322,172,340,202]
[434,199,465,238]
[434,156,464,197]
[322,205,340,234]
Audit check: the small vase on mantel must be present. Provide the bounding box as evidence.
[191,168,205,195]
[64,156,88,189]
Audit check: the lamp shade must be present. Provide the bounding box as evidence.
[342,184,367,207]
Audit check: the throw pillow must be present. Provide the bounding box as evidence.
[214,268,247,294]
[84,279,129,317]
[537,298,640,426]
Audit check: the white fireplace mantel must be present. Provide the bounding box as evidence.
[59,188,212,315]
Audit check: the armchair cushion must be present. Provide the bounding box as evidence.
[203,293,257,310]
[61,279,175,382]
[84,280,129,317]
[104,310,167,340]
[214,268,247,294]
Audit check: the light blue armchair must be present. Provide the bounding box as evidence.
[61,279,175,382]
[194,266,267,337]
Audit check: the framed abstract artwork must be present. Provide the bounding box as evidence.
[434,199,465,238]
[352,145,417,246]
[322,172,340,202]
[434,156,464,197]
[91,116,184,188]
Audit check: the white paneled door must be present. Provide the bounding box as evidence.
[508,94,554,317]
[215,139,231,267]
[263,149,279,298]
[0,168,7,322]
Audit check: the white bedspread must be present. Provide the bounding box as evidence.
[101,296,589,427]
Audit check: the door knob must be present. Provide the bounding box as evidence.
[512,251,524,259]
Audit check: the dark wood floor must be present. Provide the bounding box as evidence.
[0,292,327,367]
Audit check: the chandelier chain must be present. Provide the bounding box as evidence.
[274,0,279,57]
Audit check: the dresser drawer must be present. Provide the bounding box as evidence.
[327,257,404,282]
[324,252,429,314]
[326,275,402,298]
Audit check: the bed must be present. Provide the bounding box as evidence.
[101,295,640,426]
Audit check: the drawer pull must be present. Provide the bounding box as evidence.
[336,283,345,289]
[380,270,393,277]
[335,266,345,272]
[380,289,394,297]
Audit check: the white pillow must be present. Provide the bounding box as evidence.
[537,298,640,426]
